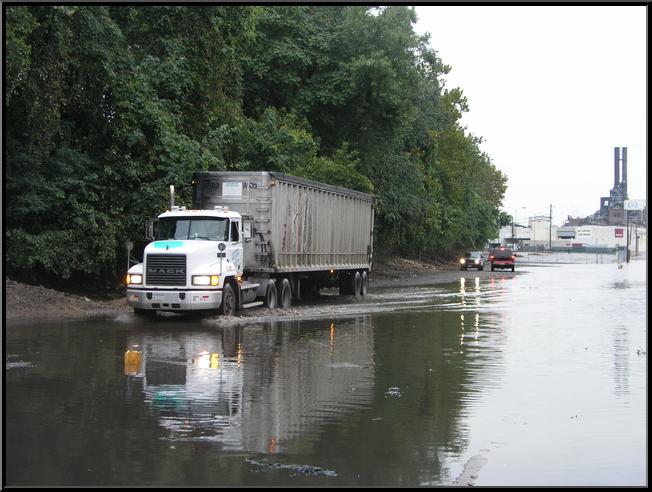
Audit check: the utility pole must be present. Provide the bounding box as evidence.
[511,214,515,248]
[549,204,552,251]
[626,209,630,263]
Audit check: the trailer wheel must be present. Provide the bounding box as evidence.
[353,271,362,297]
[277,278,292,309]
[360,271,369,296]
[220,284,236,316]
[263,281,277,308]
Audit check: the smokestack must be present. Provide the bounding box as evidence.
[622,147,627,183]
[614,147,620,187]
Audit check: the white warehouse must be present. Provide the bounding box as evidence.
[490,221,646,253]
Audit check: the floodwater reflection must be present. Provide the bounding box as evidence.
[123,318,375,453]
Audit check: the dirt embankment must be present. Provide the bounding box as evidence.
[5,278,128,324]
[5,256,464,324]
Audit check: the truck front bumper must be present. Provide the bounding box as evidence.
[126,288,223,311]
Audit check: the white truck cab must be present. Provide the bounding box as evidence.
[126,206,252,315]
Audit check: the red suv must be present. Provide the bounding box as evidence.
[489,247,516,272]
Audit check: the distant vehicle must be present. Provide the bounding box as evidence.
[460,251,485,271]
[489,247,515,272]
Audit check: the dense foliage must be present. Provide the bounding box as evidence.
[5,5,507,289]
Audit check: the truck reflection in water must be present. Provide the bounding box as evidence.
[124,317,374,453]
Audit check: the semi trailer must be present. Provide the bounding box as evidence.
[126,171,375,316]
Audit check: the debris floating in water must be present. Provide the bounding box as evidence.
[384,387,402,398]
[245,458,338,478]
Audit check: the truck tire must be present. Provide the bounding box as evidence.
[491,265,495,271]
[220,284,236,316]
[511,265,515,272]
[353,271,362,297]
[263,281,277,308]
[360,271,369,296]
[277,278,292,309]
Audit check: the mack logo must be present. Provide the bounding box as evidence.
[148,267,185,275]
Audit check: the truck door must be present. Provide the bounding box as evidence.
[228,220,243,273]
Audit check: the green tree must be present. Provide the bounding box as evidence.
[5,5,508,290]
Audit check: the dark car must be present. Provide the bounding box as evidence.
[460,251,485,271]
[489,247,515,272]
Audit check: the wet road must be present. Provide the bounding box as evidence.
[5,260,647,486]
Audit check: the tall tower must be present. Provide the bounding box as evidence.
[608,146,628,225]
[611,146,628,207]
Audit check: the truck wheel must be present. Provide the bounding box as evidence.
[360,271,369,296]
[220,284,236,316]
[353,271,362,297]
[263,281,277,308]
[491,265,495,271]
[277,278,292,309]
[511,265,515,272]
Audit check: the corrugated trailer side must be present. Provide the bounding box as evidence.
[192,171,374,274]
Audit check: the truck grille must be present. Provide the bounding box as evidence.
[145,254,187,286]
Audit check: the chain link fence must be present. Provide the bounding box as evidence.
[515,248,644,264]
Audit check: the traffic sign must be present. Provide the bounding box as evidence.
[624,199,646,211]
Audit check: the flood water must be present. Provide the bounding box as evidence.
[5,260,647,486]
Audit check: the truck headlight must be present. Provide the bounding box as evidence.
[192,275,219,286]
[127,274,142,285]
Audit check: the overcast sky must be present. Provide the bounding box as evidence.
[414,6,646,226]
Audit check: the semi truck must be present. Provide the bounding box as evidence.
[126,171,375,316]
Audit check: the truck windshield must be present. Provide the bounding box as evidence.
[155,217,228,241]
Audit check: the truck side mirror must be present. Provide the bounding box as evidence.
[145,219,155,241]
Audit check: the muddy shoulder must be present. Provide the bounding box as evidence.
[5,257,473,324]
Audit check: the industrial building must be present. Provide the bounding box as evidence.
[490,146,646,254]
[492,222,646,253]
[565,146,647,227]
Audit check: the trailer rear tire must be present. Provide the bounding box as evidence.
[353,271,362,297]
[277,278,292,309]
[360,271,369,296]
[263,281,277,308]
[220,284,236,316]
